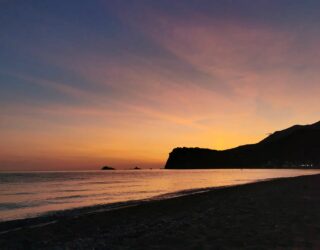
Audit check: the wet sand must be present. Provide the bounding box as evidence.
[1,174,320,249]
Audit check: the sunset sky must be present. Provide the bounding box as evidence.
[1,0,320,170]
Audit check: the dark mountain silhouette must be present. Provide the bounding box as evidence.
[165,121,320,169]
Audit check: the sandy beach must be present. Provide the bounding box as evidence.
[1,174,319,249]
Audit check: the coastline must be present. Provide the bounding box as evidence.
[0,171,316,232]
[0,178,276,234]
[1,174,320,249]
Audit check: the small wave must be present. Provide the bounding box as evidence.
[0,202,28,210]
[2,192,34,196]
[82,180,134,185]
[0,200,45,210]
[150,187,218,200]
[49,195,84,201]
[55,189,87,193]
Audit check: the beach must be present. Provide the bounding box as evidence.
[1,174,319,249]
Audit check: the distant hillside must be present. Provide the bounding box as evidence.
[165,121,320,169]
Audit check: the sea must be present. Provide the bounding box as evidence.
[0,169,319,222]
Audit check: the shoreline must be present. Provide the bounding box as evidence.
[1,169,319,227]
[0,173,314,232]
[1,174,320,249]
[0,178,273,234]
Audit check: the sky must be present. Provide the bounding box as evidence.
[1,0,320,170]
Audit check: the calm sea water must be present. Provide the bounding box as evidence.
[0,169,319,222]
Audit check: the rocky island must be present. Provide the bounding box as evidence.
[165,121,320,169]
[101,166,115,170]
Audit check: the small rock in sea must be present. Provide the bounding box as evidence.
[101,166,115,170]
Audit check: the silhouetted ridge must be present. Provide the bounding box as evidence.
[165,121,320,169]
